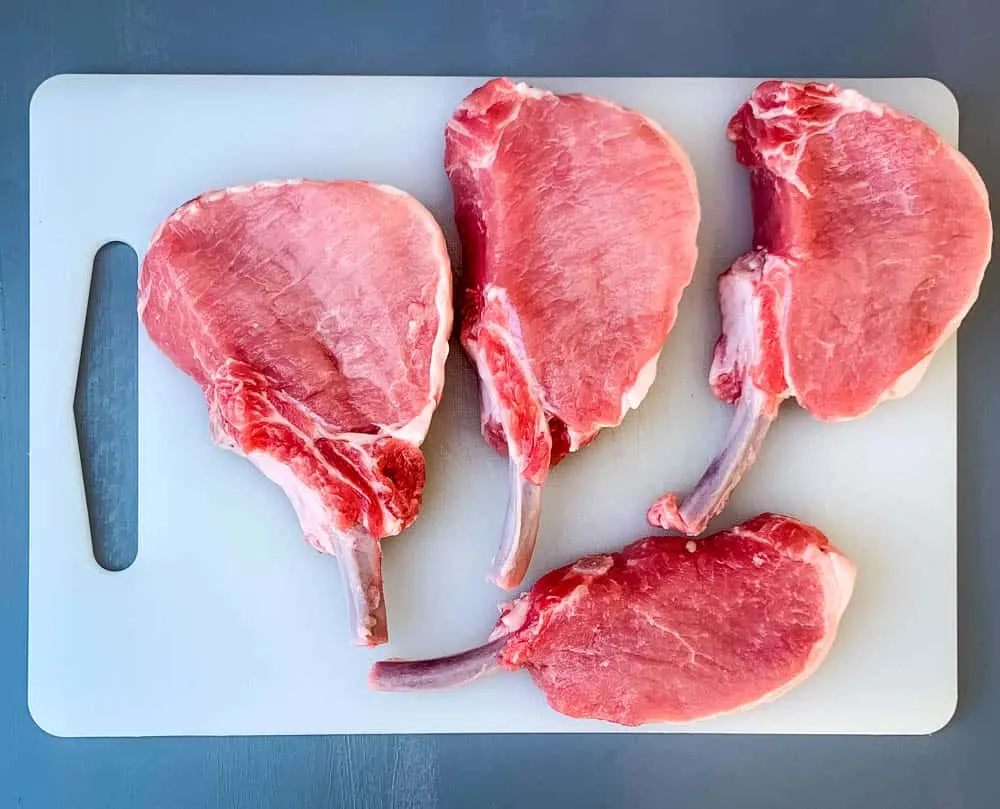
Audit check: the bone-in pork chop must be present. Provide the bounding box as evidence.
[139,179,452,645]
[649,81,992,536]
[370,513,855,726]
[446,78,700,587]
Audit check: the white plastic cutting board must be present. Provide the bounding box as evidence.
[29,76,960,736]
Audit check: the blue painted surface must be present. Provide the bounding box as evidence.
[1,0,998,806]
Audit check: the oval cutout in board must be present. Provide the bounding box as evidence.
[74,241,139,572]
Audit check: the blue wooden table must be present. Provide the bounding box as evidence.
[2,1,998,806]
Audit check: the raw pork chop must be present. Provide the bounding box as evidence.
[370,513,855,726]
[447,78,700,588]
[649,81,992,536]
[139,179,452,646]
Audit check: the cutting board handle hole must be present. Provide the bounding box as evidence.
[75,241,139,572]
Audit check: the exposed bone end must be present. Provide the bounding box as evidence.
[646,493,703,536]
[369,637,508,691]
[331,526,389,647]
[648,383,780,539]
[489,461,544,590]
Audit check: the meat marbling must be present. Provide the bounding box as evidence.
[370,513,855,726]
[649,81,992,536]
[447,78,700,588]
[139,179,452,646]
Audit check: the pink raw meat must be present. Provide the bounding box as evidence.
[370,513,855,726]
[139,179,452,646]
[447,78,700,588]
[649,81,992,536]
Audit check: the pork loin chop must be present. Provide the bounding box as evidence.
[139,179,452,645]
[649,81,992,536]
[447,78,700,588]
[370,513,855,726]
